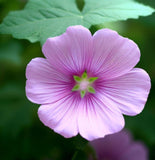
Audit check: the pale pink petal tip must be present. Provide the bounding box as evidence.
[25,25,151,140]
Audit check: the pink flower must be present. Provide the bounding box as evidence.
[89,130,148,160]
[26,25,151,140]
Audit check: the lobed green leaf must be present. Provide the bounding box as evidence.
[0,0,154,44]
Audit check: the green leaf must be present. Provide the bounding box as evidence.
[0,0,154,44]
[0,0,83,44]
[82,0,154,26]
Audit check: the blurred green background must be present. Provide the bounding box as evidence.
[0,0,155,159]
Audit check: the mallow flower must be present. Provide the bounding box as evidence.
[26,25,151,140]
[89,130,148,160]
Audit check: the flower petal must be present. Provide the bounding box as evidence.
[42,25,93,74]
[26,58,72,104]
[38,95,79,138]
[38,92,124,140]
[78,96,124,141]
[91,29,140,79]
[89,130,148,160]
[100,68,151,116]
[90,130,132,159]
[120,142,148,160]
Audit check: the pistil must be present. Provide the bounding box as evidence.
[72,71,98,98]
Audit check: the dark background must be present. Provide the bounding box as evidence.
[0,0,155,159]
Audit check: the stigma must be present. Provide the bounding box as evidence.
[72,71,98,98]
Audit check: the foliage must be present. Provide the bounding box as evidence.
[0,0,154,44]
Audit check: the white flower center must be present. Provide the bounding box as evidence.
[79,79,89,90]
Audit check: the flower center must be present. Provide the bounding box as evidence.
[79,80,89,90]
[72,71,98,98]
